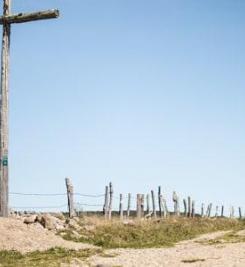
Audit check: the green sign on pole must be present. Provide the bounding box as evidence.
[2,156,8,166]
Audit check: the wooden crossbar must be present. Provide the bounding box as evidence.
[0,9,59,24]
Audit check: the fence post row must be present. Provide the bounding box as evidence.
[65,177,75,218]
[63,182,242,220]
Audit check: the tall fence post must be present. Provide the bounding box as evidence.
[173,191,179,216]
[65,177,75,218]
[151,190,157,218]
[137,194,141,219]
[230,206,234,218]
[215,206,219,218]
[108,182,113,220]
[162,196,168,218]
[201,203,204,217]
[141,194,145,217]
[119,194,123,221]
[158,186,162,217]
[187,196,191,217]
[239,207,242,219]
[103,185,109,219]
[207,203,212,217]
[146,194,150,214]
[191,200,195,217]
[127,193,131,217]
[183,199,187,216]
[221,205,224,217]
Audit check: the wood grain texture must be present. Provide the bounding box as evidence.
[0,0,11,217]
[0,9,59,24]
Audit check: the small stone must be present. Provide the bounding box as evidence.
[23,215,37,224]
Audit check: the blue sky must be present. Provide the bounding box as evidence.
[7,0,245,214]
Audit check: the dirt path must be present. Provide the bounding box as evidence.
[89,231,245,267]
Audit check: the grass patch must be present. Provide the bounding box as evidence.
[0,247,101,267]
[58,217,245,249]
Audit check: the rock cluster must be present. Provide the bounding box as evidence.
[22,213,77,231]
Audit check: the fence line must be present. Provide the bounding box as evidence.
[9,179,244,220]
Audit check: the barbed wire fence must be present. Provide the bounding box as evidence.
[9,178,244,220]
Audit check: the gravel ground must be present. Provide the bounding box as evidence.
[89,231,245,267]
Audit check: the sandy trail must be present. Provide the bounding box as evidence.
[89,231,245,267]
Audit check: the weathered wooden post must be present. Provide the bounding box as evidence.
[161,196,168,218]
[158,186,162,217]
[208,203,213,217]
[146,194,150,214]
[103,185,109,219]
[108,182,113,220]
[187,196,191,217]
[119,194,123,221]
[136,194,141,219]
[221,205,224,217]
[127,193,131,217]
[0,0,59,217]
[191,200,195,217]
[183,199,187,216]
[230,206,234,218]
[151,190,157,218]
[239,207,242,219]
[215,206,219,218]
[141,194,145,217]
[201,203,204,217]
[65,178,75,218]
[173,191,179,216]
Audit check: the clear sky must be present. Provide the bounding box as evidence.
[7,0,245,214]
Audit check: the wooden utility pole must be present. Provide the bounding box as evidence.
[0,1,59,217]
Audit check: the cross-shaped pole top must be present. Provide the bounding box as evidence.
[0,0,59,217]
[0,0,59,24]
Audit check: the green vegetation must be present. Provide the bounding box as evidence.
[0,247,101,267]
[59,217,245,249]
